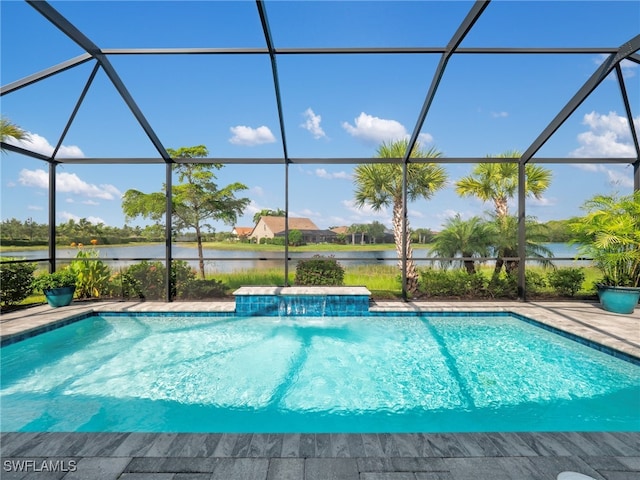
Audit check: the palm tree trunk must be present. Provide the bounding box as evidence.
[494,197,508,219]
[392,202,419,296]
[462,255,476,274]
[195,224,205,279]
[492,257,504,282]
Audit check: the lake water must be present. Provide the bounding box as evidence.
[0,243,587,274]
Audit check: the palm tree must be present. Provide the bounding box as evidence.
[252,208,285,225]
[0,117,29,152]
[487,214,554,280]
[353,139,448,295]
[455,150,552,219]
[455,150,552,277]
[429,215,492,274]
[347,223,367,245]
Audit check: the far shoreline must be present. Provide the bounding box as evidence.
[0,241,431,254]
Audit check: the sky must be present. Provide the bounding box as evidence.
[1,0,639,234]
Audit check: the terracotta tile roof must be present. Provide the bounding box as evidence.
[233,227,253,237]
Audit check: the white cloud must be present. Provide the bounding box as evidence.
[573,163,599,172]
[491,111,509,118]
[297,208,321,218]
[437,209,460,221]
[573,164,634,189]
[6,132,84,158]
[6,181,16,187]
[569,111,639,158]
[301,108,326,139]
[18,168,121,200]
[250,186,265,196]
[229,125,276,146]
[314,168,351,180]
[58,211,106,225]
[342,112,434,147]
[342,112,407,144]
[418,132,434,145]
[27,205,43,211]
[245,200,262,217]
[341,199,389,219]
[66,198,74,203]
[82,200,100,206]
[528,196,555,207]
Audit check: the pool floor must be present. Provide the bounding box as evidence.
[2,311,638,433]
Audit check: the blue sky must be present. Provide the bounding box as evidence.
[1,0,639,233]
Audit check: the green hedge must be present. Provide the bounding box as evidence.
[295,255,344,286]
[0,260,36,306]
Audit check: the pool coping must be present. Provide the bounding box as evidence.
[1,431,638,479]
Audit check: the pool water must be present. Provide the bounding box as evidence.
[1,313,638,432]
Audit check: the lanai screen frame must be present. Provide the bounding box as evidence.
[1,0,639,301]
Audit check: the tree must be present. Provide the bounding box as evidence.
[430,215,492,274]
[412,228,434,244]
[347,223,367,245]
[0,117,29,152]
[455,151,552,219]
[455,150,552,276]
[368,221,386,244]
[487,214,554,280]
[353,139,448,295]
[252,208,285,225]
[122,145,250,278]
[288,229,303,246]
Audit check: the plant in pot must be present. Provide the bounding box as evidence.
[32,268,77,308]
[570,191,640,314]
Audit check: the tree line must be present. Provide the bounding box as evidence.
[0,216,576,247]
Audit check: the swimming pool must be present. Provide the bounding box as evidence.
[1,312,638,432]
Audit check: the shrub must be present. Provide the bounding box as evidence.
[288,229,303,246]
[419,268,488,298]
[171,260,196,298]
[69,247,111,298]
[547,267,585,297]
[260,237,285,245]
[178,278,228,299]
[32,268,77,291]
[116,260,197,300]
[525,270,547,294]
[0,260,36,307]
[294,255,344,286]
[105,271,142,300]
[487,273,518,299]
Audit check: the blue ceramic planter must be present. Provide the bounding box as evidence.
[43,286,76,308]
[597,285,640,314]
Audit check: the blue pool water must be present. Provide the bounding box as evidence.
[1,313,638,432]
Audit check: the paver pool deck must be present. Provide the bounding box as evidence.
[1,299,639,479]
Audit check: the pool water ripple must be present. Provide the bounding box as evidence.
[1,313,638,433]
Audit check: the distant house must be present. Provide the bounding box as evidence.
[232,226,253,240]
[250,216,337,244]
[330,226,349,236]
[330,225,394,244]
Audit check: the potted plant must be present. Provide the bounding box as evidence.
[32,268,77,307]
[571,191,640,314]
